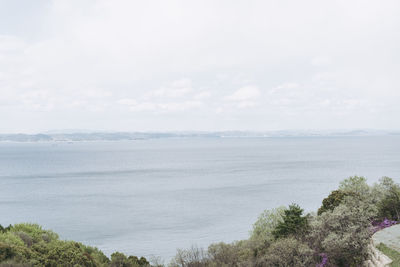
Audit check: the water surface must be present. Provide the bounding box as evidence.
[1,137,400,260]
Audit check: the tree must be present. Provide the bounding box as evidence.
[339,176,369,195]
[250,206,285,243]
[272,204,308,239]
[308,200,372,267]
[258,237,316,267]
[318,190,350,215]
[376,177,400,220]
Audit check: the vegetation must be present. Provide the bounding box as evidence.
[271,204,308,239]
[317,190,348,215]
[0,223,149,267]
[2,176,400,267]
[376,177,400,220]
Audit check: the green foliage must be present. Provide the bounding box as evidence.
[309,200,372,267]
[10,224,59,243]
[339,175,370,195]
[0,225,12,233]
[0,223,148,267]
[0,261,32,267]
[257,237,316,267]
[376,177,400,220]
[0,232,25,247]
[318,190,349,215]
[250,206,284,244]
[0,243,15,262]
[110,252,150,267]
[43,240,98,266]
[271,204,308,239]
[338,175,380,218]
[207,241,253,267]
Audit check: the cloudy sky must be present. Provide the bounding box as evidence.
[0,0,399,133]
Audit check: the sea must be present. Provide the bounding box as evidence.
[1,136,400,261]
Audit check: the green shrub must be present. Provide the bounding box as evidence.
[0,243,15,262]
[43,240,98,266]
[0,261,32,267]
[9,224,58,244]
[0,225,12,233]
[110,252,149,267]
[0,223,144,267]
[207,241,253,267]
[257,237,316,267]
[309,201,372,267]
[0,232,24,247]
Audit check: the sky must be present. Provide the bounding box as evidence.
[0,0,399,133]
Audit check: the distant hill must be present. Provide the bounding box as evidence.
[0,130,399,142]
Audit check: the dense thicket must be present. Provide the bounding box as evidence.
[1,176,399,267]
[0,223,149,267]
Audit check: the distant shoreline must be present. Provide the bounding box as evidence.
[1,130,399,142]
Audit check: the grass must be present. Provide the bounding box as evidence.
[377,243,400,267]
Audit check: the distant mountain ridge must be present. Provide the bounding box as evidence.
[0,130,399,142]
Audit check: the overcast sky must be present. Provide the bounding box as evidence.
[0,0,399,133]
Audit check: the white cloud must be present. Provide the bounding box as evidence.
[236,101,257,108]
[311,56,332,66]
[117,98,137,106]
[0,0,400,132]
[158,101,203,111]
[225,86,261,101]
[147,79,193,98]
[124,101,203,112]
[193,91,212,100]
[152,87,191,98]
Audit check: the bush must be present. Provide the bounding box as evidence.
[110,252,150,267]
[308,201,372,267]
[0,225,12,233]
[43,240,97,266]
[257,237,316,267]
[207,241,253,267]
[0,243,15,262]
[0,223,149,267]
[0,261,32,267]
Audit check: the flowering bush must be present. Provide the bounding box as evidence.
[316,253,328,267]
[371,218,398,233]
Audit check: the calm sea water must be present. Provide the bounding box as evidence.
[1,137,400,260]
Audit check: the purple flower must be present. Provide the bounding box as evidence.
[316,253,328,267]
[371,218,397,233]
